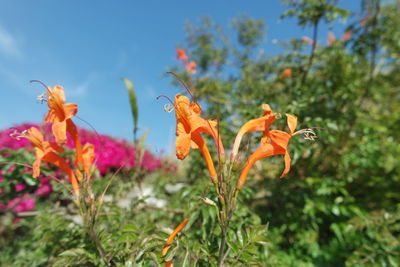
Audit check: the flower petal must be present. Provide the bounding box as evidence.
[237,142,284,189]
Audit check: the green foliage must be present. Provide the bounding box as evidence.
[169,0,400,265]
[122,77,139,139]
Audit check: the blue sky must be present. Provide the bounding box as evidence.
[0,0,359,154]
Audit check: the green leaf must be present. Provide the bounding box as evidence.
[122,77,139,138]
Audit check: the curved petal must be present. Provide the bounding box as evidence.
[280,151,292,178]
[82,143,95,177]
[52,121,67,145]
[269,130,291,150]
[64,103,78,119]
[176,132,191,160]
[66,119,82,165]
[190,116,224,155]
[286,114,298,135]
[26,127,44,147]
[166,218,189,244]
[191,132,217,184]
[231,113,275,159]
[237,142,284,189]
[42,152,79,195]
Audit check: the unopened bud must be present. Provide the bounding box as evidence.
[199,197,216,207]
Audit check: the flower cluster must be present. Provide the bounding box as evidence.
[1,122,163,175]
[176,48,197,74]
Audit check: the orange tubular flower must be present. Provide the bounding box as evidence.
[231,104,276,160]
[237,113,310,190]
[280,68,292,79]
[81,143,95,177]
[25,127,80,195]
[174,94,224,183]
[176,48,188,64]
[45,85,83,166]
[162,218,189,267]
[343,31,351,41]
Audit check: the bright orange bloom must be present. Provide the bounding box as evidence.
[174,94,224,183]
[236,112,309,190]
[185,61,197,74]
[81,143,95,177]
[25,127,80,195]
[45,86,83,168]
[327,32,336,46]
[45,85,78,145]
[162,218,189,267]
[343,31,351,41]
[231,104,275,160]
[280,68,292,79]
[176,48,188,63]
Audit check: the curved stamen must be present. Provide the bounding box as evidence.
[156,94,175,106]
[30,80,48,89]
[166,72,197,102]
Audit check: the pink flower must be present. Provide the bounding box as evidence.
[0,203,6,210]
[15,183,26,192]
[7,196,35,213]
[35,184,52,197]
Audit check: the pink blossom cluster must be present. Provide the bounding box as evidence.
[0,123,163,175]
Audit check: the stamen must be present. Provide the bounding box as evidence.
[9,128,27,140]
[298,128,318,141]
[156,95,175,106]
[273,112,282,119]
[30,80,48,89]
[36,92,48,104]
[164,103,174,113]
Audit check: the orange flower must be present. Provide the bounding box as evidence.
[45,85,78,145]
[162,218,189,267]
[185,61,196,74]
[236,113,312,190]
[81,143,95,177]
[280,68,292,79]
[231,104,275,160]
[25,127,80,195]
[45,85,83,167]
[176,48,188,64]
[343,31,351,41]
[327,32,336,46]
[174,94,224,183]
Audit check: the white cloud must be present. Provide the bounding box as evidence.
[68,73,97,97]
[0,25,22,58]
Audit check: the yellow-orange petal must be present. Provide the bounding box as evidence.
[52,121,67,145]
[63,103,78,119]
[191,133,217,183]
[286,114,298,135]
[231,113,275,159]
[176,132,191,160]
[82,143,95,177]
[268,130,291,150]
[280,151,292,178]
[237,142,284,189]
[66,119,82,166]
[26,127,44,147]
[162,244,171,256]
[42,152,79,194]
[166,218,189,244]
